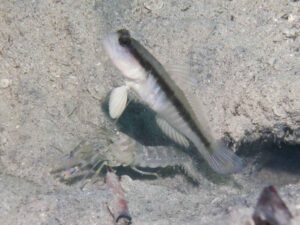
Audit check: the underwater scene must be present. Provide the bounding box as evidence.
[0,0,299,224]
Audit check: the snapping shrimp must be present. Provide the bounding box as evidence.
[52,131,202,186]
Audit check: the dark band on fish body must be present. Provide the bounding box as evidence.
[117,29,211,149]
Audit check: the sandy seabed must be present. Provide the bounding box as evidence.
[0,0,299,224]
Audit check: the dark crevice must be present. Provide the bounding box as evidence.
[234,131,300,187]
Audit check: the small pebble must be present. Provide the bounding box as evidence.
[0,79,12,88]
[144,0,164,11]
[245,219,255,225]
[281,13,296,22]
[295,205,300,216]
[120,175,133,192]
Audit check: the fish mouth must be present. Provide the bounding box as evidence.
[103,29,130,54]
[103,31,131,63]
[103,31,147,81]
[102,33,117,57]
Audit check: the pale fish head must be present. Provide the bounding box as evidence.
[103,29,146,81]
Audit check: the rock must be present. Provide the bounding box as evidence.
[0,79,12,88]
[253,186,293,225]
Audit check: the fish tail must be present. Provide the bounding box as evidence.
[204,144,243,174]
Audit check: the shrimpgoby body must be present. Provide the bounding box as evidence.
[103,29,243,174]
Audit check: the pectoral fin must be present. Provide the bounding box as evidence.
[109,85,128,119]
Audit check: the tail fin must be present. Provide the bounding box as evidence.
[205,145,243,174]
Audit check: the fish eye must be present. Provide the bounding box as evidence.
[117,29,131,46]
[119,36,131,46]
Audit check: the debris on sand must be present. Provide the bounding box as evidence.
[106,167,132,225]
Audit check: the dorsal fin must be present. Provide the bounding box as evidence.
[166,64,198,91]
[156,116,190,148]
